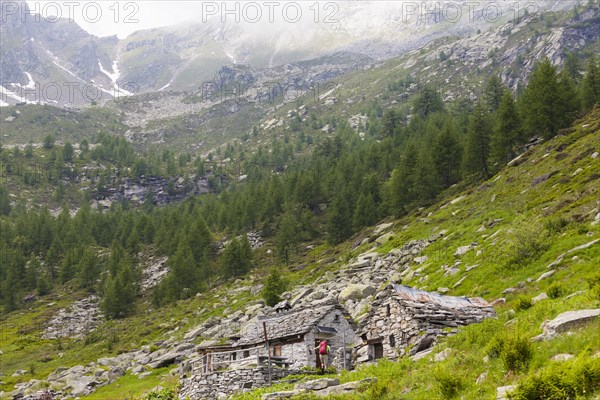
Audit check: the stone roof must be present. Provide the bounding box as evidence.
[236,304,351,346]
[390,284,492,308]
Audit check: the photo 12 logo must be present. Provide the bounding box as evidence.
[199,1,340,24]
[1,1,139,24]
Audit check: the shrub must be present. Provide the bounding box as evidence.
[141,388,176,400]
[514,295,533,311]
[544,217,569,234]
[512,357,600,400]
[547,283,564,299]
[501,336,533,372]
[486,333,533,372]
[504,221,548,269]
[433,365,465,399]
[587,272,600,302]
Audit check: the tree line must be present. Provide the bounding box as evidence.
[0,56,598,317]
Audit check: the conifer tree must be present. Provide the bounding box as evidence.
[353,193,378,230]
[432,122,463,187]
[582,55,600,110]
[414,86,444,118]
[327,190,353,244]
[484,75,506,112]
[222,236,253,278]
[464,102,491,179]
[262,268,287,307]
[276,207,300,264]
[491,91,523,165]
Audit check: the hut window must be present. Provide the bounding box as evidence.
[243,350,250,358]
[273,345,282,357]
[385,304,391,317]
[334,314,340,322]
[231,352,237,361]
[389,334,396,348]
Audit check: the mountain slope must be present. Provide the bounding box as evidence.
[1,105,597,399]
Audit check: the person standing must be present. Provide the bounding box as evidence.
[315,339,331,372]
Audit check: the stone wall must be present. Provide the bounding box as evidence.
[305,309,361,370]
[358,289,496,361]
[179,367,298,400]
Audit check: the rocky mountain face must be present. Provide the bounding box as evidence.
[1,1,576,108]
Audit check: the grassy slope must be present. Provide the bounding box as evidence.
[2,108,597,398]
[230,109,600,399]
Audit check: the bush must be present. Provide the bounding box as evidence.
[486,333,533,372]
[514,295,533,311]
[512,357,600,400]
[587,272,600,302]
[141,388,176,400]
[547,283,564,299]
[505,221,548,269]
[544,217,569,234]
[502,336,533,372]
[433,365,465,399]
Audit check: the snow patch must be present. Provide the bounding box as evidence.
[98,59,133,97]
[23,72,35,89]
[0,85,35,104]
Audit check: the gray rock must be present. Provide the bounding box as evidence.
[262,390,302,400]
[542,309,600,338]
[551,353,574,361]
[496,385,516,399]
[532,293,548,304]
[295,378,339,391]
[536,270,555,282]
[434,348,452,362]
[338,284,375,302]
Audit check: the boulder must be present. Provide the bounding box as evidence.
[536,270,555,282]
[295,378,339,391]
[262,390,302,399]
[496,385,516,400]
[532,293,548,304]
[542,309,600,337]
[338,284,376,303]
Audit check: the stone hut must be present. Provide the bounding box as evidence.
[356,284,496,362]
[197,304,360,373]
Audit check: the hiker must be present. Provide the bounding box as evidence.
[314,339,331,372]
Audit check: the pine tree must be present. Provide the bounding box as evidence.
[276,207,300,264]
[582,55,600,110]
[0,185,11,215]
[77,248,99,290]
[386,144,417,215]
[382,109,401,137]
[262,268,287,307]
[484,75,506,112]
[222,236,253,278]
[432,122,463,187]
[556,70,580,132]
[414,86,444,118]
[464,102,491,179]
[353,193,378,230]
[327,190,353,244]
[101,262,137,319]
[63,142,74,163]
[169,239,197,298]
[413,148,440,202]
[491,91,523,165]
[519,59,577,139]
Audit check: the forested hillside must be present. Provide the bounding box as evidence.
[0,2,599,399]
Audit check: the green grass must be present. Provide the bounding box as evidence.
[80,368,176,400]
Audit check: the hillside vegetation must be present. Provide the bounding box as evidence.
[0,4,599,399]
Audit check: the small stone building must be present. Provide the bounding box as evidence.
[356,284,496,362]
[197,304,360,373]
